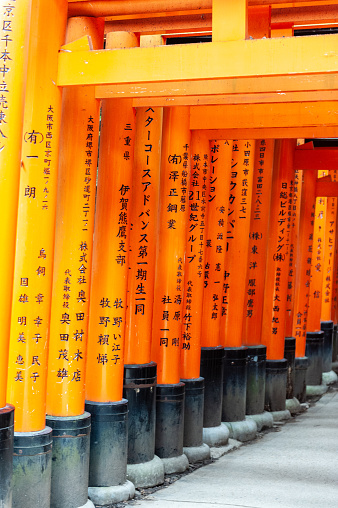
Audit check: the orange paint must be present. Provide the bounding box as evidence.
[151,106,191,385]
[307,170,328,332]
[180,131,209,380]
[46,17,104,417]
[220,140,255,347]
[261,140,296,360]
[285,169,303,336]
[321,195,338,321]
[0,0,31,408]
[200,140,232,348]
[243,139,275,346]
[6,0,68,432]
[292,170,316,358]
[124,106,163,365]
[85,32,138,403]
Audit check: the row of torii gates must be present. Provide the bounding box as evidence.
[1,1,338,507]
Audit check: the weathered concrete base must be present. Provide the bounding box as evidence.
[79,499,95,508]
[126,455,164,488]
[183,443,210,464]
[161,454,189,475]
[322,370,338,385]
[210,439,242,459]
[270,409,291,422]
[286,397,301,415]
[88,481,135,506]
[306,384,328,396]
[246,411,274,432]
[223,417,257,442]
[202,423,229,448]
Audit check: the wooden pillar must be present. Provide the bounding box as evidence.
[201,140,232,348]
[307,171,328,332]
[292,170,317,357]
[0,0,31,408]
[321,193,337,321]
[220,140,255,347]
[261,140,296,360]
[243,140,274,346]
[85,32,138,404]
[6,0,67,433]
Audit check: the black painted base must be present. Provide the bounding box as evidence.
[12,427,52,508]
[265,359,288,412]
[0,404,14,507]
[200,347,224,428]
[246,345,266,415]
[305,331,324,385]
[320,321,333,373]
[155,383,185,459]
[181,377,204,448]
[46,413,91,508]
[85,400,128,488]
[124,363,157,465]
[332,324,337,362]
[294,357,309,403]
[222,347,247,422]
[284,337,296,399]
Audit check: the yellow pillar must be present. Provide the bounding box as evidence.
[0,0,31,408]
[6,0,67,433]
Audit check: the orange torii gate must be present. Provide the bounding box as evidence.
[2,1,338,507]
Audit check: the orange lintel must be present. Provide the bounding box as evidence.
[294,148,338,171]
[316,176,338,197]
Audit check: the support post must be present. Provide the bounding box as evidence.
[181,131,210,463]
[6,1,68,505]
[151,107,190,474]
[123,34,164,489]
[200,140,232,447]
[84,31,137,508]
[45,17,104,508]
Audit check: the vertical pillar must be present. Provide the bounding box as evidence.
[261,140,296,418]
[320,187,338,384]
[243,139,274,431]
[305,171,327,395]
[6,1,67,506]
[284,170,303,413]
[84,32,137,507]
[44,18,104,508]
[151,106,190,474]
[292,168,316,401]
[123,34,164,490]
[220,140,256,441]
[181,131,210,463]
[200,140,232,447]
[212,0,248,42]
[0,1,31,505]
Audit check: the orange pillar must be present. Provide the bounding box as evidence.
[85,32,137,404]
[285,169,303,336]
[46,17,104,418]
[321,195,337,321]
[243,140,275,346]
[0,0,31,409]
[7,0,67,433]
[262,140,296,360]
[307,171,328,333]
[151,107,191,385]
[292,170,317,357]
[151,106,190,469]
[220,140,255,347]
[181,131,209,380]
[5,1,67,505]
[44,18,104,508]
[201,140,232,348]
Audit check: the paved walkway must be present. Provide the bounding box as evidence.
[132,388,338,508]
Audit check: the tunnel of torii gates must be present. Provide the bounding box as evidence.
[1,0,338,507]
